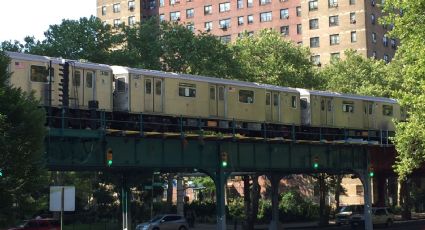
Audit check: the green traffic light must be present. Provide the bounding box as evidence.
[108,160,113,166]
[369,171,374,177]
[222,161,228,167]
[313,163,319,169]
[0,169,3,177]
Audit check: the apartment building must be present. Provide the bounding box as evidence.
[97,0,396,65]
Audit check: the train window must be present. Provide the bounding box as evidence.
[239,90,254,103]
[86,72,93,88]
[101,71,109,76]
[300,98,308,110]
[218,87,224,100]
[155,80,162,95]
[291,96,297,108]
[321,99,325,111]
[369,104,373,114]
[383,105,393,116]
[30,65,49,82]
[179,83,196,97]
[342,101,354,113]
[145,79,152,94]
[327,100,331,111]
[210,87,216,100]
[274,94,279,106]
[116,77,125,92]
[266,93,271,105]
[73,71,81,86]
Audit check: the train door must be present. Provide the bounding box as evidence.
[209,84,225,117]
[114,75,128,111]
[83,70,95,108]
[363,101,374,129]
[144,77,163,113]
[320,97,333,126]
[70,68,84,109]
[265,92,272,121]
[300,97,310,125]
[265,91,280,122]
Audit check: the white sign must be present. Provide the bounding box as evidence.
[49,186,75,211]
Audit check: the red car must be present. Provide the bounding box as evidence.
[8,218,60,230]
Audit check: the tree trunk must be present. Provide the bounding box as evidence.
[243,175,251,230]
[318,174,329,226]
[334,175,342,212]
[166,173,174,213]
[250,175,260,230]
[400,179,412,220]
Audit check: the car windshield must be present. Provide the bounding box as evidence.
[150,215,164,223]
[340,206,353,212]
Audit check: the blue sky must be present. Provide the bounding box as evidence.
[0,0,96,42]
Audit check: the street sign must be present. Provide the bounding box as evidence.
[49,186,75,211]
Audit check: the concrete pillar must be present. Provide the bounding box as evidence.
[177,175,185,216]
[359,170,373,230]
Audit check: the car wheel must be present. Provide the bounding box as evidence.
[178,226,187,230]
[386,219,393,227]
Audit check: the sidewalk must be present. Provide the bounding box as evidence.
[191,221,323,230]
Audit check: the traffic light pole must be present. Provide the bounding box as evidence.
[357,168,373,230]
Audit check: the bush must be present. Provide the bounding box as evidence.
[279,190,318,222]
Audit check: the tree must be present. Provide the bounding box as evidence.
[382,0,425,181]
[232,29,317,88]
[0,51,48,227]
[318,49,395,97]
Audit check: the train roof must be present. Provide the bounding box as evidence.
[297,88,398,104]
[6,51,112,72]
[111,65,299,93]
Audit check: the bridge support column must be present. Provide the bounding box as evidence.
[358,170,373,230]
[214,170,227,230]
[177,175,185,216]
[268,174,282,230]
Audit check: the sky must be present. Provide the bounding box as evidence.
[0,0,97,42]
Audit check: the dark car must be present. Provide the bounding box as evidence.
[336,205,364,225]
[8,218,60,230]
[135,214,188,230]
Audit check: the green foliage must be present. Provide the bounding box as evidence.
[228,197,245,220]
[0,51,48,227]
[319,49,394,97]
[279,190,318,222]
[382,0,425,180]
[232,29,317,88]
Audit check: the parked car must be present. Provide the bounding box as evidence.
[7,218,60,230]
[135,214,188,230]
[350,207,394,229]
[336,205,364,225]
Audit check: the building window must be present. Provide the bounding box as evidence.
[187,23,195,32]
[297,24,302,34]
[238,16,244,25]
[309,0,318,11]
[391,39,397,49]
[329,15,339,26]
[372,51,377,59]
[219,18,231,29]
[329,0,338,7]
[159,14,165,22]
[260,12,272,22]
[281,26,289,36]
[160,0,165,7]
[351,31,357,42]
[179,83,196,97]
[330,34,340,45]
[186,8,194,18]
[128,16,136,26]
[128,1,136,11]
[342,101,354,112]
[350,0,356,4]
[102,6,107,15]
[311,55,320,66]
[280,9,289,19]
[330,52,340,61]
[371,14,376,24]
[113,19,121,27]
[205,21,212,31]
[309,19,319,29]
[170,0,181,5]
[113,3,121,13]
[219,2,231,12]
[296,6,301,16]
[383,35,388,47]
[239,90,254,103]
[248,15,254,24]
[260,0,271,5]
[238,0,244,8]
[310,37,320,48]
[372,32,377,43]
[371,0,375,6]
[220,35,231,44]
[356,185,364,196]
[383,54,389,63]
[383,105,393,116]
[247,0,254,7]
[204,5,212,15]
[350,12,356,24]
[170,11,181,21]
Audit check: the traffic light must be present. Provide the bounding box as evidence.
[58,62,70,107]
[106,148,113,167]
[369,165,374,177]
[221,152,228,168]
[0,168,3,177]
[313,156,319,169]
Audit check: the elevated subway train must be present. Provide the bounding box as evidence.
[5,51,400,139]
